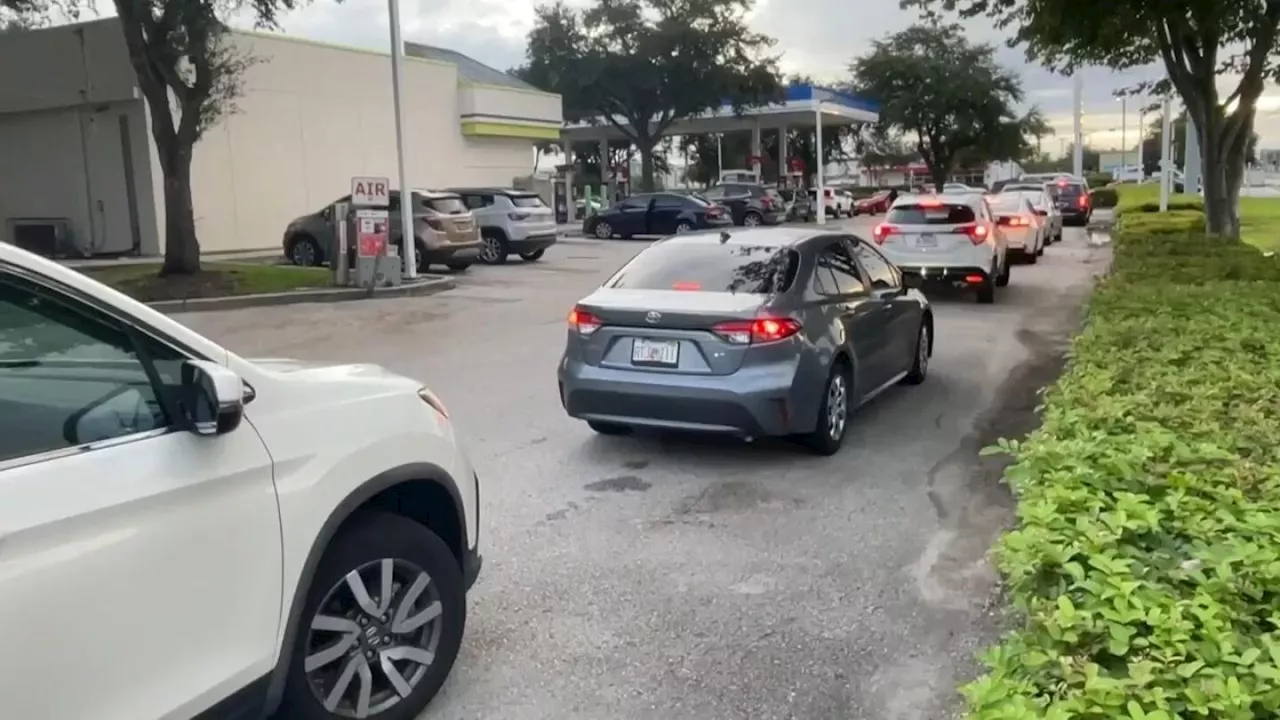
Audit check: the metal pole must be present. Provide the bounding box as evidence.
[1159,96,1172,211]
[716,134,724,179]
[815,107,825,225]
[1072,73,1084,177]
[333,201,350,286]
[1120,97,1127,175]
[388,0,416,279]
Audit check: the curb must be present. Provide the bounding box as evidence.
[147,276,457,314]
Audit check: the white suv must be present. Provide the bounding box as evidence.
[872,193,1010,303]
[451,187,558,265]
[0,244,481,719]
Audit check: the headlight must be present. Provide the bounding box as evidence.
[417,387,449,419]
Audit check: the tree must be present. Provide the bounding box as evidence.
[904,0,1280,239]
[515,0,784,192]
[1140,110,1260,178]
[848,23,1027,188]
[1023,107,1054,158]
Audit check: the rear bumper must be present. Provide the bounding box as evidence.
[558,358,802,437]
[508,233,558,252]
[897,264,992,287]
[423,241,481,264]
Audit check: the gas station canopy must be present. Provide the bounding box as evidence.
[559,83,880,143]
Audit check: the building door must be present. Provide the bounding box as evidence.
[83,106,140,255]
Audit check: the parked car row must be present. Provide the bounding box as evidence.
[282,187,560,271]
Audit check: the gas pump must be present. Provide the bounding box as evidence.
[552,165,573,223]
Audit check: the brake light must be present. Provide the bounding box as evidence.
[426,217,445,231]
[712,316,802,345]
[508,212,530,221]
[1078,194,1089,208]
[872,223,899,244]
[568,307,602,335]
[760,196,775,209]
[1000,215,1031,227]
[707,207,723,217]
[672,281,701,291]
[917,197,942,207]
[959,223,989,245]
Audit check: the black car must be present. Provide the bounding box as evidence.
[777,188,814,222]
[582,192,733,239]
[1047,180,1092,226]
[698,183,785,226]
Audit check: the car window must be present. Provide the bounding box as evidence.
[510,195,546,208]
[461,194,492,210]
[618,196,650,210]
[605,243,799,294]
[423,196,468,215]
[886,202,977,225]
[812,241,865,296]
[652,194,687,209]
[700,187,726,200]
[851,240,899,291]
[991,196,1026,214]
[0,272,187,463]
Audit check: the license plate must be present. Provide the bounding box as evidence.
[632,338,679,366]
[915,233,937,247]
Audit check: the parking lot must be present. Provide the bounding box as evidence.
[179,216,1111,720]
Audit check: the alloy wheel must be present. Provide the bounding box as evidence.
[293,241,316,267]
[676,222,693,233]
[480,236,503,263]
[596,222,613,239]
[303,558,444,719]
[826,373,848,440]
[744,214,762,227]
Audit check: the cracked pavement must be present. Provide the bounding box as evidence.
[178,217,1111,720]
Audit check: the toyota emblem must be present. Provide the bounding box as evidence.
[645,311,661,324]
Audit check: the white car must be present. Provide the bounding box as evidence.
[987,193,1046,262]
[0,243,481,719]
[872,193,1010,303]
[998,183,1064,243]
[808,188,849,218]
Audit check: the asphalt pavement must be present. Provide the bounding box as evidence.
[178,216,1111,720]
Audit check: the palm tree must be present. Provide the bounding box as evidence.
[1023,107,1054,159]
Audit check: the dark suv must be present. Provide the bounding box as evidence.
[698,183,784,226]
[1048,180,1092,226]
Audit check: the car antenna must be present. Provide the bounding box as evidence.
[719,230,731,244]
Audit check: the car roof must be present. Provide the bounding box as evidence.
[445,187,537,196]
[412,189,463,198]
[656,226,825,249]
[891,192,982,207]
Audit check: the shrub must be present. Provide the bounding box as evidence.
[963,220,1280,718]
[1085,171,1114,187]
[1117,209,1206,235]
[1090,187,1118,209]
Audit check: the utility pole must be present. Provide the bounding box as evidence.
[1072,73,1084,176]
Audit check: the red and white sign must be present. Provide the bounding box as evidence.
[355,209,389,257]
[747,154,763,168]
[350,176,390,207]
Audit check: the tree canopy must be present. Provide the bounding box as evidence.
[514,0,784,191]
[904,0,1280,238]
[847,22,1030,188]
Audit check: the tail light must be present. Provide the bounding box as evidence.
[425,217,445,231]
[824,189,833,197]
[416,387,449,419]
[508,212,530,221]
[1078,194,1090,208]
[760,196,775,210]
[712,316,802,345]
[707,206,723,218]
[568,307,602,336]
[958,223,989,245]
[998,216,1031,227]
[872,223,899,245]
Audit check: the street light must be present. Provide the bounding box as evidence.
[388,0,416,279]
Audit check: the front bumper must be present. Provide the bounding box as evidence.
[559,359,801,437]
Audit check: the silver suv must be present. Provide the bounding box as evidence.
[449,188,558,265]
[871,193,1010,303]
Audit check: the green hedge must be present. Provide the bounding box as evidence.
[1085,171,1114,187]
[963,218,1280,717]
[1091,187,1118,209]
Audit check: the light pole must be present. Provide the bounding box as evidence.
[1117,95,1127,175]
[388,0,415,279]
[1072,73,1084,176]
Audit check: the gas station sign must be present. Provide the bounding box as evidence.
[355,209,389,257]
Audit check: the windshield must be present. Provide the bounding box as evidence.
[424,196,468,214]
[887,203,977,225]
[605,243,799,294]
[510,195,546,208]
[991,197,1028,214]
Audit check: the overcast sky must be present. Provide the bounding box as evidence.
[92,0,1275,150]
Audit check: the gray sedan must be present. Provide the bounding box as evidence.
[557,227,933,455]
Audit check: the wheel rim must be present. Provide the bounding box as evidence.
[304,558,444,719]
[917,326,930,375]
[676,223,692,233]
[293,241,315,266]
[826,373,848,440]
[596,222,612,238]
[480,236,502,262]
[744,214,761,226]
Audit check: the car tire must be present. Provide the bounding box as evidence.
[743,212,763,227]
[400,240,431,275]
[446,263,471,273]
[289,236,324,267]
[588,421,632,435]
[519,249,545,261]
[595,221,613,239]
[803,361,851,456]
[902,320,931,385]
[1036,239,1046,257]
[479,232,508,265]
[1026,247,1038,264]
[279,511,465,720]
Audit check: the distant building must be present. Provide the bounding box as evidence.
[1258,148,1280,171]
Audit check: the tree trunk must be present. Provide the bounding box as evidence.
[638,143,657,192]
[157,143,201,275]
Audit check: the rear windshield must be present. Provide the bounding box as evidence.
[991,197,1028,213]
[510,195,546,208]
[606,244,800,294]
[424,196,468,214]
[887,203,977,225]
[1055,183,1086,196]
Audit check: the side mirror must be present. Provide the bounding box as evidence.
[179,360,245,436]
[903,273,923,290]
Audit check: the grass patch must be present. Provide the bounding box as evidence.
[81,261,332,302]
[1239,196,1280,252]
